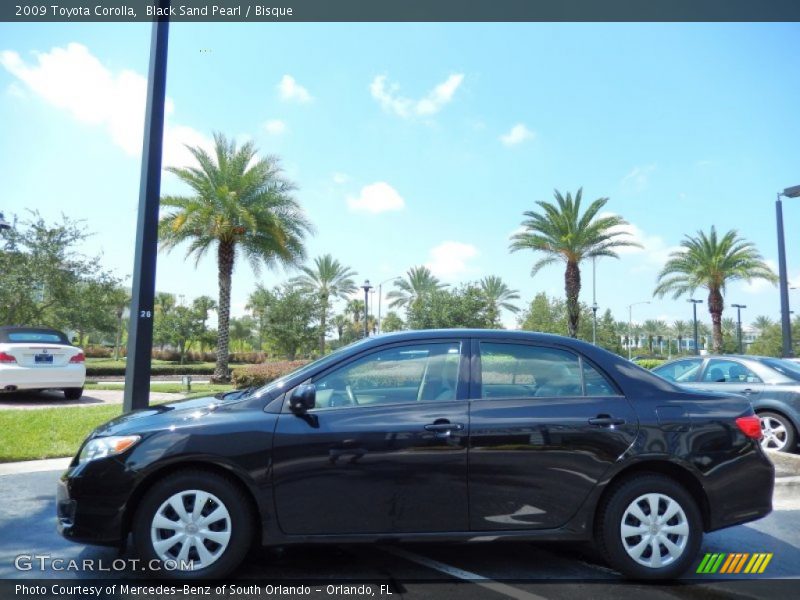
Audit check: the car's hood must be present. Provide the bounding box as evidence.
[90,394,242,438]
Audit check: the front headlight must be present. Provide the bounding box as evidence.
[78,435,140,464]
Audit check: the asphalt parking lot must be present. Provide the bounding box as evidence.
[0,389,180,410]
[1,463,798,599]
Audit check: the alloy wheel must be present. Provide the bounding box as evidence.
[760,415,789,451]
[620,493,689,569]
[150,489,232,570]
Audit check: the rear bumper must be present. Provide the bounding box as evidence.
[0,364,85,390]
[706,446,775,532]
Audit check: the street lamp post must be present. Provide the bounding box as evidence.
[361,280,372,338]
[377,276,402,333]
[627,300,650,360]
[731,303,747,354]
[776,185,800,358]
[688,299,703,355]
[592,256,598,345]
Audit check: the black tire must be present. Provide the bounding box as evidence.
[595,474,702,580]
[64,387,83,400]
[132,470,253,579]
[757,411,797,453]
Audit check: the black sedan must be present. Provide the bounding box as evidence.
[652,355,800,452]
[57,330,773,580]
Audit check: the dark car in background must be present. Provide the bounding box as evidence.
[652,355,800,453]
[57,330,773,580]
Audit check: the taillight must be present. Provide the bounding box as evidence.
[69,352,85,364]
[0,352,16,364]
[736,415,762,440]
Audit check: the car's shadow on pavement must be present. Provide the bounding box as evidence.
[0,390,107,409]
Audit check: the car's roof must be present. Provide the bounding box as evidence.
[0,326,70,344]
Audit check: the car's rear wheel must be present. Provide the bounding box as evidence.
[758,411,796,452]
[596,474,702,579]
[132,470,253,579]
[63,387,83,400]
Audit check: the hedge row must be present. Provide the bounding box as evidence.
[635,359,667,370]
[86,364,217,377]
[232,361,309,388]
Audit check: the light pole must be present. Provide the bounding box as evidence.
[361,280,372,338]
[0,212,10,231]
[776,184,800,358]
[627,301,650,360]
[731,303,746,354]
[377,276,402,333]
[592,256,598,345]
[688,299,703,355]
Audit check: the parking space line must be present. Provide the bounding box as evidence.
[380,546,548,600]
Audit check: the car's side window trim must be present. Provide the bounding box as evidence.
[472,339,624,400]
[281,339,470,413]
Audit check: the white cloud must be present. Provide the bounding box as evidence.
[426,241,479,278]
[332,172,350,185]
[600,213,680,274]
[277,74,312,103]
[0,42,211,168]
[369,73,464,119]
[621,164,656,192]
[347,182,405,214]
[500,123,534,146]
[263,119,287,135]
[6,82,25,98]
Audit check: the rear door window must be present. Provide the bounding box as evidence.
[479,342,583,398]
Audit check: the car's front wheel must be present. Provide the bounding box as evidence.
[596,474,702,579]
[132,470,253,578]
[63,387,83,400]
[758,411,796,453]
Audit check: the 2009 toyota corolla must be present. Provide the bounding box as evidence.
[57,330,774,580]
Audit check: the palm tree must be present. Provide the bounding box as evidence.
[671,320,691,354]
[479,276,520,327]
[159,133,312,381]
[642,320,661,354]
[386,266,446,310]
[509,188,640,337]
[291,254,357,354]
[752,315,775,338]
[654,227,777,354]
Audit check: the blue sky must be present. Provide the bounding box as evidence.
[1,22,799,330]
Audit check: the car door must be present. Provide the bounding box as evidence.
[697,358,764,400]
[271,339,470,535]
[468,340,638,531]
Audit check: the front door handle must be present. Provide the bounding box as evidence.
[588,415,626,427]
[742,388,754,394]
[424,422,464,438]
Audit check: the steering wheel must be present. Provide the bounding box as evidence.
[345,384,358,405]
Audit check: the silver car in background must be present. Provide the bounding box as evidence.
[652,354,800,452]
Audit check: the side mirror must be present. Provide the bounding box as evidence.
[289,384,316,414]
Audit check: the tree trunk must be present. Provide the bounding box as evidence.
[319,292,328,355]
[564,260,581,338]
[708,287,724,354]
[114,313,123,361]
[214,241,235,382]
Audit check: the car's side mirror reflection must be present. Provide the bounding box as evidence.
[289,384,316,414]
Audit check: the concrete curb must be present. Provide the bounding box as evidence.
[0,457,71,476]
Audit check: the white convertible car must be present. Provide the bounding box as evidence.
[0,326,86,399]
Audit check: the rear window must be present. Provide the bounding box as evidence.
[1,330,69,344]
[761,358,800,382]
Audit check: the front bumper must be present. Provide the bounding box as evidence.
[56,458,135,547]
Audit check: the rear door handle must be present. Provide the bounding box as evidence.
[588,415,626,427]
[742,388,754,394]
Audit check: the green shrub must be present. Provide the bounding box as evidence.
[84,345,113,358]
[232,361,309,388]
[86,363,218,377]
[635,358,667,370]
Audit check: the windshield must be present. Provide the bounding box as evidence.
[250,337,374,399]
[761,358,800,382]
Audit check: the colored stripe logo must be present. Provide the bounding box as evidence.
[696,553,773,574]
